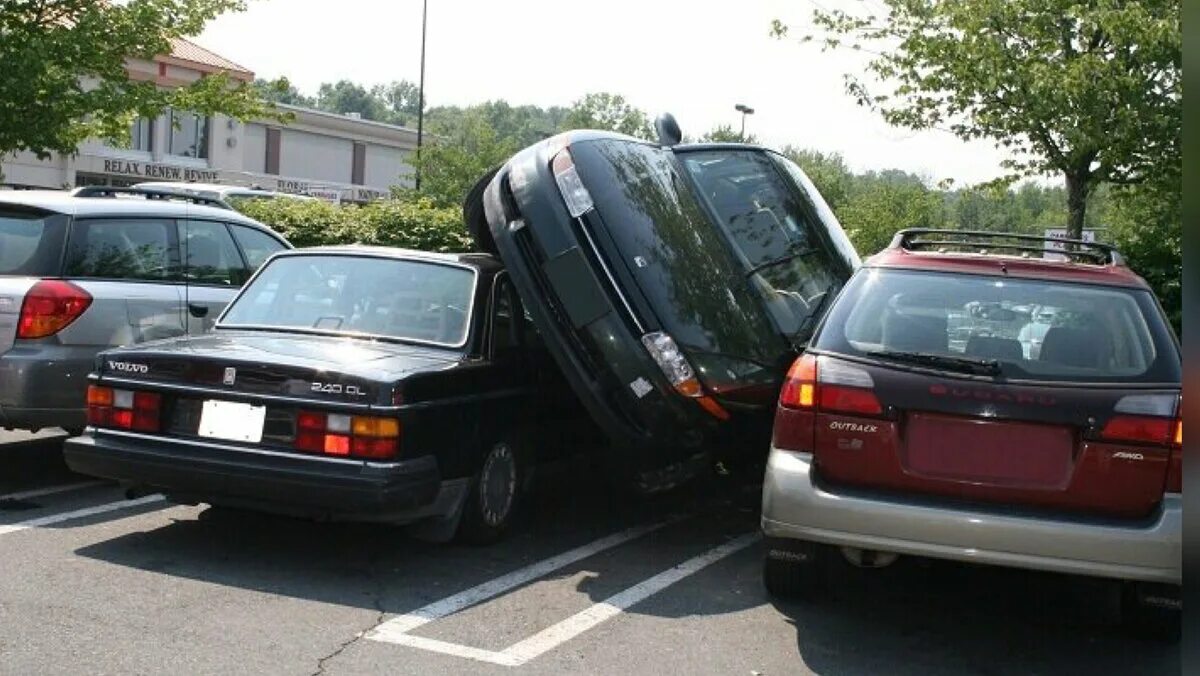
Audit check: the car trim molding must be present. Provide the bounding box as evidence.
[91,427,406,468]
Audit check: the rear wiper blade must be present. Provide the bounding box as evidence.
[866,350,1001,375]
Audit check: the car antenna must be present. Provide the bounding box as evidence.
[655,113,682,147]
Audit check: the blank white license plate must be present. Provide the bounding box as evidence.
[197,400,266,443]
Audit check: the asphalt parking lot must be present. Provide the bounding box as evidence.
[0,430,1180,675]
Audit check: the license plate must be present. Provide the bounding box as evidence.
[197,400,266,443]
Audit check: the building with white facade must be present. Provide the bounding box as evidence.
[1,39,417,202]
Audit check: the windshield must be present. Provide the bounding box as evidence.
[677,150,850,338]
[814,268,1180,384]
[0,208,67,276]
[220,254,476,347]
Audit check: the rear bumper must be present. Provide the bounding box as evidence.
[63,429,459,524]
[0,343,97,431]
[761,447,1182,585]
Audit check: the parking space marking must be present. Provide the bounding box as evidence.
[0,494,165,536]
[503,532,759,664]
[0,480,108,502]
[369,530,759,667]
[369,517,682,639]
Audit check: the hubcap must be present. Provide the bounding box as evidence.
[479,443,516,527]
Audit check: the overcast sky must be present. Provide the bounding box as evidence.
[197,0,1019,186]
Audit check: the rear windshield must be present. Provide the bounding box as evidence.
[0,208,67,276]
[813,268,1181,384]
[219,254,476,347]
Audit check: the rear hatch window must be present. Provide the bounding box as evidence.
[0,207,67,276]
[814,267,1180,384]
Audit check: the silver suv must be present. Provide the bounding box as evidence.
[0,187,291,433]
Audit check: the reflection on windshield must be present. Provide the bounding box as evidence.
[678,150,846,337]
[220,255,475,347]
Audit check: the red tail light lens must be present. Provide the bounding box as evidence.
[86,385,161,432]
[18,280,92,339]
[780,354,882,416]
[294,410,400,460]
[1100,415,1175,445]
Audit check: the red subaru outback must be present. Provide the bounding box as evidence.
[761,230,1182,638]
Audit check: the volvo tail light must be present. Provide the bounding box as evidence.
[780,354,883,416]
[551,148,594,218]
[294,411,400,460]
[86,385,161,432]
[18,280,92,339]
[641,331,729,420]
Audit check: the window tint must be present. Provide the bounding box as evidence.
[815,268,1181,384]
[65,218,175,281]
[229,224,286,271]
[221,255,475,346]
[183,221,245,286]
[0,209,67,276]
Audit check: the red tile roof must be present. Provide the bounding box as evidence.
[161,38,253,79]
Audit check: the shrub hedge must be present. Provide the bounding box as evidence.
[235,197,474,253]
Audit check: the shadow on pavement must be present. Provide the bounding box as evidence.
[773,555,1180,674]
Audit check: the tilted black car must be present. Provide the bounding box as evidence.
[64,247,589,543]
[468,130,860,487]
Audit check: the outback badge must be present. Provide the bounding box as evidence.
[223,367,237,386]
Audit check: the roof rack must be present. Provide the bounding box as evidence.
[71,186,232,210]
[889,228,1123,265]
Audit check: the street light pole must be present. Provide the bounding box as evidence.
[415,0,428,192]
[734,103,755,141]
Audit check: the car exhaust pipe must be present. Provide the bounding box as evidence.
[840,546,899,569]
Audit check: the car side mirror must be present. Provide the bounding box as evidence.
[655,113,682,147]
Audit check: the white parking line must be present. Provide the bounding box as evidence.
[369,529,760,667]
[0,494,165,536]
[369,516,683,639]
[0,480,108,502]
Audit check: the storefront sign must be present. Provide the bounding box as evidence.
[102,159,219,182]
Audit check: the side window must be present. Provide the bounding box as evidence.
[65,218,176,281]
[182,221,244,286]
[491,275,520,357]
[229,224,287,272]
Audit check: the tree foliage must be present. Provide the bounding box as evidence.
[235,196,470,252]
[780,0,1181,239]
[0,0,285,159]
[700,124,758,144]
[562,92,654,140]
[405,108,519,208]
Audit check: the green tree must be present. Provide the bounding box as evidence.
[838,174,945,255]
[563,92,654,139]
[699,124,758,144]
[315,80,388,121]
[0,0,285,159]
[1107,178,1181,334]
[254,77,314,107]
[409,109,518,207]
[371,80,423,126]
[779,0,1181,239]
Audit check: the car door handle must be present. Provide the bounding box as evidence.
[187,303,209,318]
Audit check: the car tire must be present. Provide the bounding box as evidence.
[457,441,521,545]
[762,541,830,599]
[1120,582,1181,642]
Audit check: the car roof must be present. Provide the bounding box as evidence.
[277,245,500,271]
[0,189,269,228]
[866,247,1151,290]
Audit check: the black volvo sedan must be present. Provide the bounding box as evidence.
[468,128,860,489]
[64,246,588,543]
